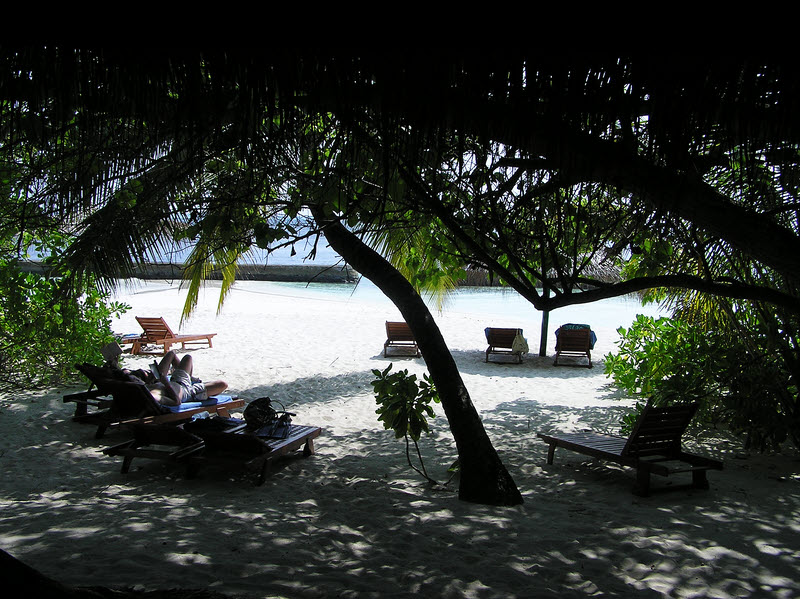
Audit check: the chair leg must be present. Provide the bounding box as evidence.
[634,467,651,496]
[692,469,710,489]
[121,456,134,474]
[546,443,556,465]
[303,438,316,457]
[256,460,271,486]
[73,400,89,418]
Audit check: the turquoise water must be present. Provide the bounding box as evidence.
[234,277,668,334]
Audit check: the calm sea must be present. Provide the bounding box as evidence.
[232,277,668,334]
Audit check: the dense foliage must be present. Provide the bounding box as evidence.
[0,231,129,390]
[605,313,800,451]
[3,49,800,498]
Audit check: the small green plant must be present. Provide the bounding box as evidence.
[371,363,441,484]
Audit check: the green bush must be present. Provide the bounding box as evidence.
[0,234,129,390]
[605,315,723,401]
[604,314,799,451]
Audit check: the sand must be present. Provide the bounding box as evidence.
[1,279,799,598]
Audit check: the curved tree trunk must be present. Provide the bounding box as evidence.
[1,547,101,598]
[0,547,235,598]
[312,208,523,505]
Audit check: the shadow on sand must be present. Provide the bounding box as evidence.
[3,366,799,598]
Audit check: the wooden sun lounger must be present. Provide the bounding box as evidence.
[485,327,524,363]
[63,387,114,419]
[131,316,216,355]
[191,424,322,484]
[71,362,244,438]
[95,395,245,439]
[104,421,322,485]
[537,403,723,496]
[383,321,420,357]
[104,424,206,475]
[63,343,125,419]
[553,324,594,368]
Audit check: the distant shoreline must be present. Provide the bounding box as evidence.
[18,260,509,286]
[18,261,359,284]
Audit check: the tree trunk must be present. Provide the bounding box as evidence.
[0,547,101,598]
[312,209,523,505]
[0,547,237,598]
[539,287,550,357]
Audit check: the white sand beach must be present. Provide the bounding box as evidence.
[1,278,799,598]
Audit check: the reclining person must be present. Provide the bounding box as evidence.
[152,351,228,406]
[109,350,228,407]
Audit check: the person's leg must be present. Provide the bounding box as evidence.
[204,380,228,397]
[160,356,196,404]
[165,380,187,404]
[157,351,180,377]
[177,355,193,377]
[165,366,194,405]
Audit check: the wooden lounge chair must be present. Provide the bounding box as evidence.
[485,327,524,363]
[383,321,420,357]
[131,317,216,355]
[72,362,244,438]
[537,402,723,496]
[62,343,124,419]
[191,423,322,484]
[104,421,322,485]
[103,424,206,475]
[63,386,113,419]
[553,323,595,368]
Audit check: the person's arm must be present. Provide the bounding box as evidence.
[153,376,182,406]
[165,376,183,405]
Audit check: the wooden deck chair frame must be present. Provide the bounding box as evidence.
[63,386,113,419]
[485,327,524,363]
[71,363,244,438]
[537,403,723,496]
[104,422,322,485]
[131,317,216,355]
[190,424,322,484]
[383,321,420,357]
[63,343,124,419]
[553,326,593,368]
[103,424,206,476]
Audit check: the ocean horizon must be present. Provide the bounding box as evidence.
[210,277,668,346]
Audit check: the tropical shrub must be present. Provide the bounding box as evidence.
[605,314,800,451]
[0,232,130,390]
[371,363,442,483]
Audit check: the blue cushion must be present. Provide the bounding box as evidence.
[166,395,233,413]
